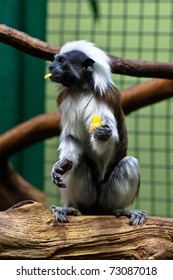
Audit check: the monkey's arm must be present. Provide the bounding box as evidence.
[58,134,82,164]
[90,110,119,155]
[51,134,82,187]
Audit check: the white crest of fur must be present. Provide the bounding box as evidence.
[60,40,114,94]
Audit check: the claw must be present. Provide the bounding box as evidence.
[93,124,112,141]
[115,209,148,225]
[50,206,79,222]
[51,159,73,188]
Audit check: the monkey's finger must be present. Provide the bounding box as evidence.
[54,159,73,175]
[57,213,69,223]
[50,206,78,222]
[51,172,60,182]
[60,159,73,172]
[51,173,67,188]
[54,165,64,174]
[115,209,148,225]
[55,177,67,188]
[131,210,148,225]
[50,206,69,222]
[64,207,79,216]
[93,124,112,141]
[57,181,67,188]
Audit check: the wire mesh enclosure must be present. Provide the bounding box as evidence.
[44,0,173,217]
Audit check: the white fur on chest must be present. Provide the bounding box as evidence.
[60,92,119,178]
[60,93,100,142]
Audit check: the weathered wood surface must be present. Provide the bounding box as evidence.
[0,200,173,260]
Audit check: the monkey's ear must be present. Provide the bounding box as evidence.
[82,58,95,72]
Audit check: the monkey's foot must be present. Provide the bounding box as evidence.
[115,209,148,225]
[51,159,73,188]
[50,205,78,222]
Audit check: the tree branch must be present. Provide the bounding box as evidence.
[0,112,60,158]
[0,24,59,61]
[121,79,173,114]
[0,200,173,259]
[110,55,173,79]
[0,162,45,210]
[1,24,173,79]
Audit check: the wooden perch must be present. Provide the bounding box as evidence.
[0,24,59,61]
[110,55,173,79]
[0,200,173,259]
[121,78,173,114]
[0,112,60,158]
[1,24,173,79]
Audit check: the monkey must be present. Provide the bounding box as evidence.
[48,40,147,225]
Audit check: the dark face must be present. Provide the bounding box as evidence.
[48,50,95,88]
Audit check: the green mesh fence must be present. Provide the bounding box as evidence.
[44,0,173,217]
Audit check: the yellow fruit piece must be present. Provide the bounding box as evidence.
[44,73,52,79]
[89,115,102,132]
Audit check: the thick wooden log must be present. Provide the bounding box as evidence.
[0,200,173,260]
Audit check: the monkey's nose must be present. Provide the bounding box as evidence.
[49,62,55,72]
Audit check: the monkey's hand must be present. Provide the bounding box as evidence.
[93,124,112,141]
[51,159,73,188]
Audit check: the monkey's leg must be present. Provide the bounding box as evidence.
[112,156,147,225]
[100,156,148,225]
[50,159,78,222]
[50,205,78,222]
[60,157,98,213]
[51,157,97,222]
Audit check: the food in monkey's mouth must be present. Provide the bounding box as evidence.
[89,115,102,132]
[44,73,52,79]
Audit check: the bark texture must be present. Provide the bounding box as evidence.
[0,201,173,260]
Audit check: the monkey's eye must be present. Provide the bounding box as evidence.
[56,55,65,64]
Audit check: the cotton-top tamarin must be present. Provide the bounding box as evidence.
[47,40,147,225]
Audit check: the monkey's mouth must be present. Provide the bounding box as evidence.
[49,71,63,83]
[49,70,79,87]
